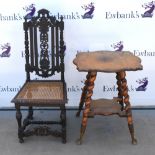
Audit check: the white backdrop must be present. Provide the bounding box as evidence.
[0,0,154,107]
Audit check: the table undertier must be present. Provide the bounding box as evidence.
[88,97,127,117]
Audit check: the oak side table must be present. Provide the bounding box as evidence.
[73,51,143,144]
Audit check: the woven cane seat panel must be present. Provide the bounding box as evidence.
[16,82,64,102]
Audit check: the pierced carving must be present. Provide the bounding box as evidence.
[24,9,65,78]
[24,126,62,137]
[39,32,50,71]
[14,9,67,144]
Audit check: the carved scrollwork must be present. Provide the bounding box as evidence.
[24,126,62,137]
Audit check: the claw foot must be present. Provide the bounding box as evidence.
[132,138,137,145]
[76,138,82,145]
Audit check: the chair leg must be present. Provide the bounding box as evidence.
[15,105,24,143]
[60,106,66,143]
[27,106,33,120]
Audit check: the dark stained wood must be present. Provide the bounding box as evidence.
[29,26,34,67]
[51,26,55,70]
[11,9,67,143]
[34,26,39,72]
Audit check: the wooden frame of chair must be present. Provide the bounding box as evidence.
[11,9,67,143]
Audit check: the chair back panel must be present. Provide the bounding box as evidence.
[24,9,65,79]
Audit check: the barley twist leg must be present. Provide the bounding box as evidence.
[116,72,124,110]
[76,72,92,117]
[120,71,137,145]
[77,71,97,144]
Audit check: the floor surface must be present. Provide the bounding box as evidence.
[0,109,154,155]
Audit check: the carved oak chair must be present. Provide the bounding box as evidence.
[11,9,67,143]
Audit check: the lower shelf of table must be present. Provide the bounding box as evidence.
[88,97,127,117]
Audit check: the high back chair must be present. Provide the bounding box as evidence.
[11,9,67,143]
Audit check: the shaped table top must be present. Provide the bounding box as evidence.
[73,51,143,72]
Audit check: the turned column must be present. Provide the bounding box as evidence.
[116,72,124,110]
[77,71,97,144]
[76,72,93,117]
[120,71,137,144]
